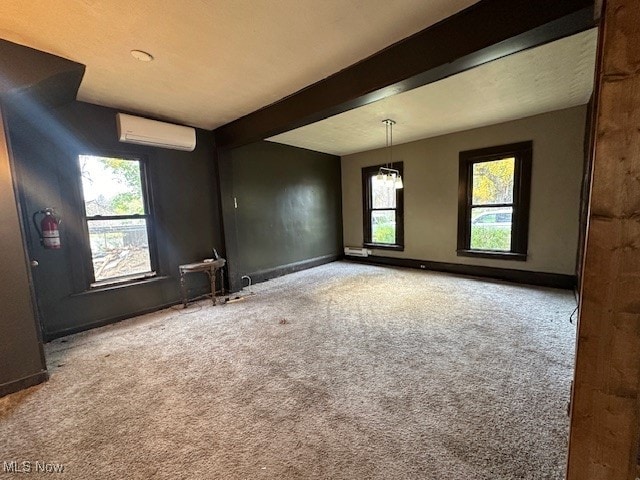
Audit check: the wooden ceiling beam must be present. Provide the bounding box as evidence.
[215,0,595,149]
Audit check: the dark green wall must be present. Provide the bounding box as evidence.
[6,101,223,339]
[220,141,342,291]
[0,39,84,394]
[0,109,47,394]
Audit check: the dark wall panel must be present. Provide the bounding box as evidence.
[222,141,342,290]
[6,101,223,339]
[0,109,47,393]
[0,38,84,107]
[0,39,83,394]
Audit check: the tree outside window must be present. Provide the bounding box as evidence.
[362,163,404,250]
[79,155,156,284]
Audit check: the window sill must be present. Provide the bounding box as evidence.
[456,249,527,261]
[364,243,404,252]
[71,275,172,297]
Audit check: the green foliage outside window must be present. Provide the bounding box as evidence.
[101,158,144,215]
[472,158,514,205]
[470,226,511,251]
[372,224,395,244]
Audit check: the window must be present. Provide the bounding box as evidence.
[79,154,156,285]
[362,163,404,250]
[457,141,532,260]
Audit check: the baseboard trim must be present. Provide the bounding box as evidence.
[43,297,192,342]
[0,370,49,398]
[347,255,576,289]
[245,253,341,287]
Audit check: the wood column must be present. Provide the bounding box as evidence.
[567,0,640,479]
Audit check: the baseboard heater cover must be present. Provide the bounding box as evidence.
[344,247,369,257]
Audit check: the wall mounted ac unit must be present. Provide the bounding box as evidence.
[116,113,196,151]
[344,247,369,257]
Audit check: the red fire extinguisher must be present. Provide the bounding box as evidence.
[33,208,62,249]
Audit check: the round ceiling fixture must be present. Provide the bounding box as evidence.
[130,50,154,62]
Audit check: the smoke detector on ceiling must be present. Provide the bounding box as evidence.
[130,50,154,62]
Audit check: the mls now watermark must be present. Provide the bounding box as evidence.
[3,460,65,474]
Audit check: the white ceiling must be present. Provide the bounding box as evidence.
[0,0,479,130]
[269,28,598,156]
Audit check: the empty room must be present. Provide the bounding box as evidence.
[1,1,639,479]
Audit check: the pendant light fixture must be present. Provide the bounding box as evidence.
[377,119,403,189]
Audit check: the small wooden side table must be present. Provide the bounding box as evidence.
[178,258,226,308]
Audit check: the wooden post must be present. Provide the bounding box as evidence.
[567,0,640,479]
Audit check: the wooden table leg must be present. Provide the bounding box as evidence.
[180,269,187,309]
[210,267,216,306]
[217,267,224,297]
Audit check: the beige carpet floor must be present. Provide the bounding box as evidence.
[0,261,577,479]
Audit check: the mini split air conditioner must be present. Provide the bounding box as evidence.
[116,113,196,151]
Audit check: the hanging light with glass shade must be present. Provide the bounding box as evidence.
[377,119,403,189]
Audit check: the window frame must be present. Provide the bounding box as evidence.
[78,153,159,288]
[362,162,404,251]
[457,141,532,261]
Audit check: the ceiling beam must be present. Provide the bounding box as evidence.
[215,0,595,149]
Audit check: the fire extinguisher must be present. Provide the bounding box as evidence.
[32,208,62,249]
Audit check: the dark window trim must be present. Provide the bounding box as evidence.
[70,275,172,297]
[89,272,161,290]
[362,162,404,251]
[77,153,159,288]
[457,141,532,260]
[456,249,527,261]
